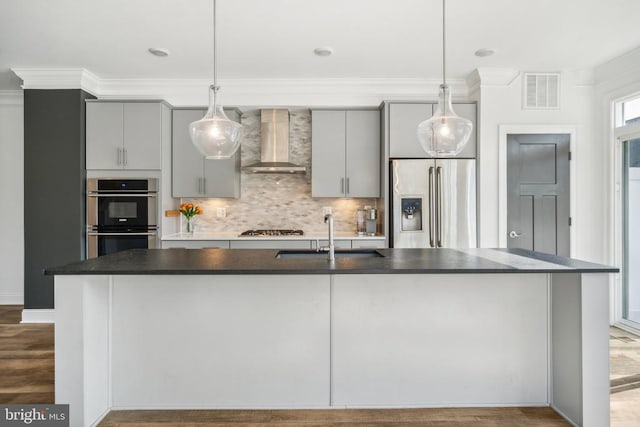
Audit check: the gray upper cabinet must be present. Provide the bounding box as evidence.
[312,109,380,198]
[312,110,347,197]
[388,102,476,158]
[172,109,240,198]
[86,101,163,169]
[389,103,433,158]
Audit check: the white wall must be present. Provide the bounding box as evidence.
[0,91,24,304]
[475,70,602,263]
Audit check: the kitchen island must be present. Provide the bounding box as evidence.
[46,248,616,427]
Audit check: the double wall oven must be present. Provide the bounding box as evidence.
[87,178,158,258]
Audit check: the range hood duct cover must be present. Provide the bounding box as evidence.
[243,109,307,173]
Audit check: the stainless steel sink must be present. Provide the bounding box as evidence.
[275,249,384,259]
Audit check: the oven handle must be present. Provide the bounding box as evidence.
[87,232,157,236]
[88,193,157,198]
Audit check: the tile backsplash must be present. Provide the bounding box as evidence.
[181,109,378,234]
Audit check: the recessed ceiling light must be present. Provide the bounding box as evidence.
[475,48,496,58]
[148,48,170,57]
[314,47,334,57]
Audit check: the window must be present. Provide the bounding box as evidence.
[623,97,640,125]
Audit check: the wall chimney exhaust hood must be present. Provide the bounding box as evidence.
[243,109,307,174]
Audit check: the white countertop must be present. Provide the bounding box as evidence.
[162,232,386,241]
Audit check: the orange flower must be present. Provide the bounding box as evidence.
[179,202,202,219]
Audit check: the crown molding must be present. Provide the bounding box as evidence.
[595,46,640,88]
[97,77,471,107]
[467,68,520,92]
[0,90,23,105]
[11,68,100,95]
[8,69,472,107]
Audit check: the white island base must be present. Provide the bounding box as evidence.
[54,273,609,427]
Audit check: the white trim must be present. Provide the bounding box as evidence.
[0,90,24,105]
[498,125,577,254]
[89,408,111,427]
[611,125,640,328]
[614,320,640,337]
[12,68,100,95]
[97,77,471,107]
[0,294,23,305]
[550,404,580,427]
[466,68,520,93]
[9,67,473,107]
[108,402,549,410]
[21,309,55,323]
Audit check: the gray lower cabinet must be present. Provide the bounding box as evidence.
[310,239,352,249]
[312,110,380,198]
[172,109,241,198]
[86,101,164,170]
[161,239,385,250]
[161,240,230,249]
[229,240,312,249]
[351,239,386,249]
[388,102,476,158]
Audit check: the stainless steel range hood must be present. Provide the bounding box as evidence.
[243,109,307,174]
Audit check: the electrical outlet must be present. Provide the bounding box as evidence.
[216,207,226,218]
[322,207,332,216]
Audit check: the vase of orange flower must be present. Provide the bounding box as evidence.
[179,203,203,234]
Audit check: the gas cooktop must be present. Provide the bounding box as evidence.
[239,229,304,237]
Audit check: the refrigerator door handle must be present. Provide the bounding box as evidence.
[437,166,443,248]
[428,166,435,248]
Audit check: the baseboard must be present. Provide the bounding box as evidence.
[21,309,55,324]
[550,404,580,427]
[0,294,23,305]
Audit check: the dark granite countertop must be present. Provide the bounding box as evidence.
[44,248,618,276]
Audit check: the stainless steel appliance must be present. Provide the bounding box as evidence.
[391,159,476,248]
[365,207,377,235]
[239,229,304,237]
[87,178,158,258]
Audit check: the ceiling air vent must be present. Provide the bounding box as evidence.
[523,72,560,109]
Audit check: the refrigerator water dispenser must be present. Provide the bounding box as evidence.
[401,197,422,231]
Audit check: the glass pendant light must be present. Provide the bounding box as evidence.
[417,0,472,156]
[189,0,241,159]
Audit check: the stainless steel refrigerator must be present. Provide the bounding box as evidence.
[391,159,476,248]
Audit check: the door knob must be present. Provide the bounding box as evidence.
[509,231,522,238]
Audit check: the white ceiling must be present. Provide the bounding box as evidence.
[1,0,640,90]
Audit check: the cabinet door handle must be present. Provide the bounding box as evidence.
[197,178,202,194]
[346,177,350,195]
[123,148,128,166]
[340,178,345,194]
[202,178,206,194]
[117,148,122,166]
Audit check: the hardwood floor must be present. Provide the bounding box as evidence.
[1,306,638,425]
[98,407,570,426]
[0,305,54,404]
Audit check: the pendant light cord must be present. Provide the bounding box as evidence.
[213,0,218,89]
[442,0,446,86]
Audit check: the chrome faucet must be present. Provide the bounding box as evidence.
[322,213,335,262]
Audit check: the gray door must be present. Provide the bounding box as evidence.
[507,134,570,256]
